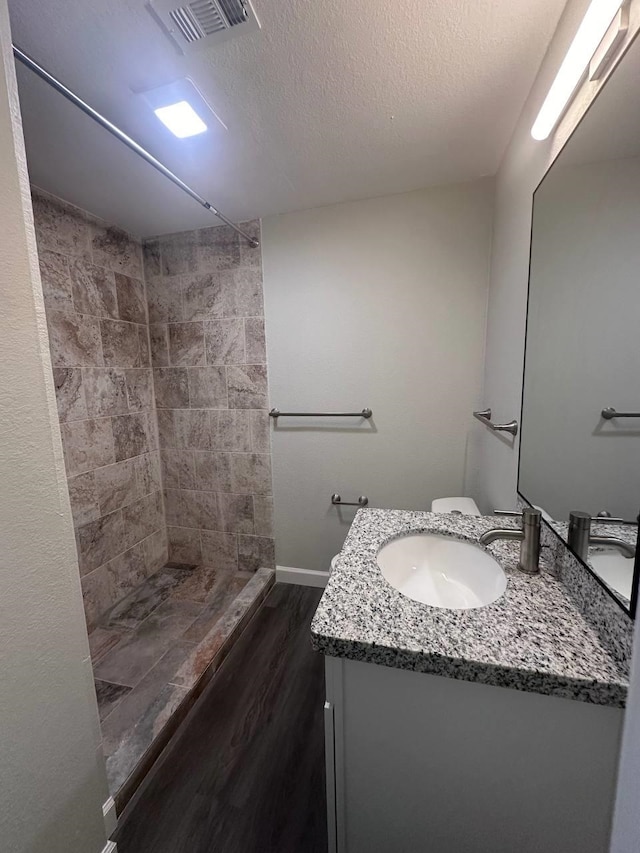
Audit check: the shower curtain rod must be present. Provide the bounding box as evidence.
[12,45,259,248]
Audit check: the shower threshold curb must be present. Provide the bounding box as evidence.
[108,567,275,814]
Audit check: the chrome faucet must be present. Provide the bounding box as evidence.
[479,507,542,574]
[568,511,636,561]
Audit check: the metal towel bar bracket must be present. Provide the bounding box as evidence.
[601,407,640,420]
[331,494,369,507]
[473,408,518,437]
[270,408,372,419]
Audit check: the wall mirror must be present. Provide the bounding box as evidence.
[519,35,640,617]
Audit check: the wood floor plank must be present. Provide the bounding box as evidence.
[114,583,327,853]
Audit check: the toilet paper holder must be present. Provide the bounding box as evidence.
[331,494,369,507]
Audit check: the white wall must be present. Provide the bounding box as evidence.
[520,156,640,520]
[0,2,110,851]
[476,0,640,512]
[474,1,640,848]
[262,181,493,571]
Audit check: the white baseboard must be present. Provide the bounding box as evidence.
[101,842,117,853]
[102,797,117,839]
[276,565,329,588]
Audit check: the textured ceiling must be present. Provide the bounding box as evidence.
[9,0,567,237]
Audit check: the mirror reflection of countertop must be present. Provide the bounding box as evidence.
[311,509,629,708]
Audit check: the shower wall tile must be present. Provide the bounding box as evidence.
[228,268,264,317]
[226,364,268,409]
[249,410,271,453]
[218,493,254,534]
[239,221,261,267]
[161,233,198,276]
[146,275,183,323]
[153,367,190,408]
[70,258,118,319]
[144,529,169,576]
[106,542,148,601]
[188,366,227,408]
[100,319,147,368]
[76,510,126,575]
[143,219,274,573]
[182,273,225,321]
[197,225,241,270]
[83,368,129,418]
[112,412,157,461]
[142,240,161,277]
[33,189,167,631]
[193,451,272,496]
[94,459,139,516]
[125,368,154,412]
[253,495,274,538]
[237,534,276,573]
[122,492,164,552]
[61,417,116,476]
[53,367,88,422]
[68,472,101,528]
[39,249,74,312]
[136,451,162,495]
[168,322,205,366]
[116,273,147,324]
[47,310,103,368]
[244,318,266,363]
[211,410,252,452]
[149,324,170,366]
[168,526,202,565]
[161,449,196,490]
[32,193,92,259]
[82,564,113,631]
[91,224,143,278]
[204,319,245,364]
[201,530,238,569]
[174,409,211,450]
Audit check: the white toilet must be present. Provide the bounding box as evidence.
[431,496,481,515]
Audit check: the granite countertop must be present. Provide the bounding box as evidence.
[311,509,629,707]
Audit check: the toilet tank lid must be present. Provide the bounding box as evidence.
[431,497,481,516]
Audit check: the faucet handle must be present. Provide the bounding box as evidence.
[521,507,542,525]
[493,509,523,517]
[591,514,635,525]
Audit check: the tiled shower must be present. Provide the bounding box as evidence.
[33,189,276,805]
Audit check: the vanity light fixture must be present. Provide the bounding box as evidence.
[136,77,227,139]
[531,0,626,141]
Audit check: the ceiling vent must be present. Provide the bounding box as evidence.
[147,0,260,53]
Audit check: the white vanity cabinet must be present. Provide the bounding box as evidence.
[323,656,623,853]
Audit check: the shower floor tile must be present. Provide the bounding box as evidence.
[105,566,193,630]
[88,562,275,806]
[95,679,132,722]
[88,627,123,664]
[94,599,203,687]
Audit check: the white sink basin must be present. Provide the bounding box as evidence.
[377,533,507,610]
[589,550,634,601]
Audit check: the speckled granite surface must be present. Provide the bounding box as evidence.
[311,509,629,707]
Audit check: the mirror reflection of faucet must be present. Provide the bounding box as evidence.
[568,511,636,561]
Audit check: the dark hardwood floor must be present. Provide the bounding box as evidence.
[113,583,328,853]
